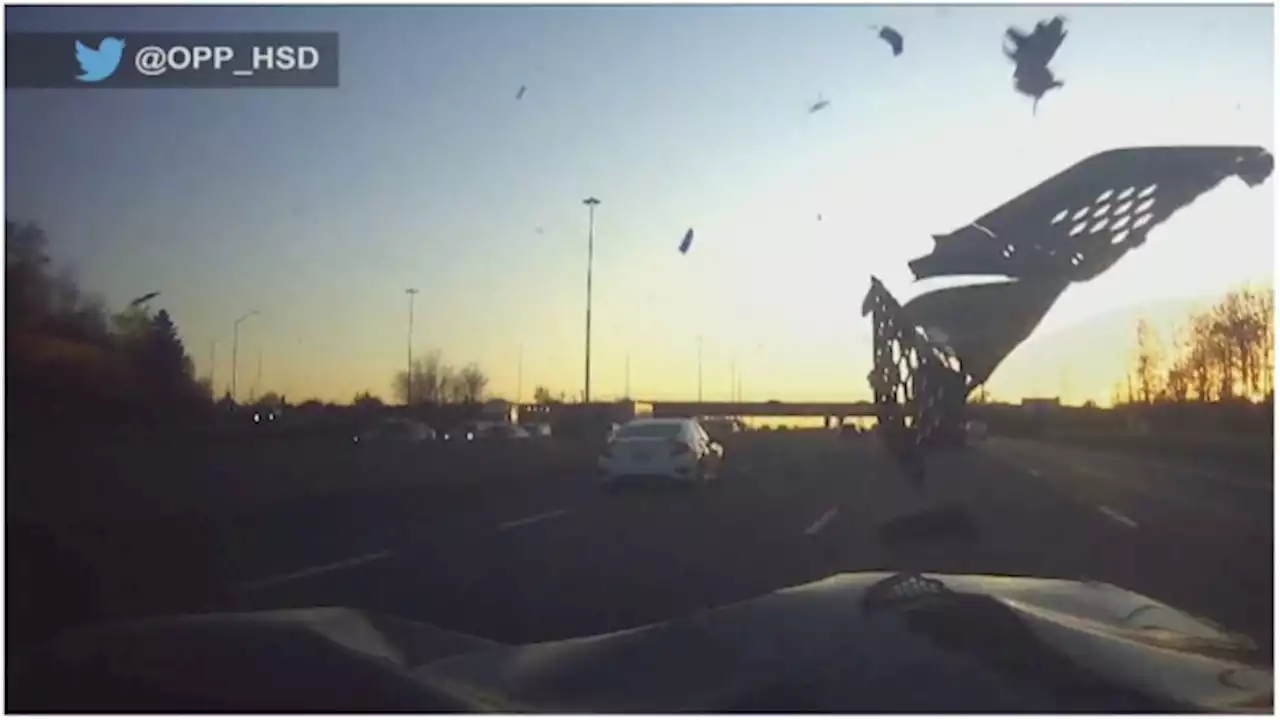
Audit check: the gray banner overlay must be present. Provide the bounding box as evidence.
[7,32,339,88]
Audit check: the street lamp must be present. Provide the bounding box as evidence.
[583,196,601,404]
[231,310,259,403]
[406,288,419,406]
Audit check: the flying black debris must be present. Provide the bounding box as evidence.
[679,228,694,254]
[129,291,160,307]
[1005,16,1066,67]
[1004,16,1068,114]
[875,26,904,56]
[516,85,527,101]
[808,95,831,114]
[1015,65,1064,115]
[817,213,823,221]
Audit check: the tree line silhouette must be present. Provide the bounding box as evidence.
[1125,283,1274,406]
[1085,282,1276,439]
[7,220,211,431]
[391,350,490,405]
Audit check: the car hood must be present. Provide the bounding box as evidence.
[8,572,1272,713]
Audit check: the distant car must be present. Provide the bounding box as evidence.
[522,423,552,437]
[475,423,531,441]
[598,418,725,490]
[354,417,436,444]
[441,425,475,442]
[444,422,530,442]
[966,420,988,442]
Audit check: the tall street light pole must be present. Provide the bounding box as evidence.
[406,288,419,406]
[583,196,601,404]
[231,310,259,404]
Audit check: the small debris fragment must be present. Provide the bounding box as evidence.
[679,228,694,254]
[875,26,904,56]
[1004,16,1069,115]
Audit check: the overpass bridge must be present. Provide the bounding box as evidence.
[517,400,880,431]
[647,401,878,425]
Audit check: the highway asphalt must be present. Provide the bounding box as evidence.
[200,432,1273,655]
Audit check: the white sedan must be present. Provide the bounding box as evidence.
[598,418,725,490]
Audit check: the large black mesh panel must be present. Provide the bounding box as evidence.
[863,277,972,484]
[867,145,1273,483]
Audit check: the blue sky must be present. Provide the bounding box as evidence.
[5,4,1274,403]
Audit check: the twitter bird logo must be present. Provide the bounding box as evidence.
[75,37,125,83]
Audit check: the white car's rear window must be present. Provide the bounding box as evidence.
[614,422,684,439]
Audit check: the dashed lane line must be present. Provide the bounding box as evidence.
[805,507,840,536]
[498,508,569,532]
[1097,505,1139,529]
[241,549,394,592]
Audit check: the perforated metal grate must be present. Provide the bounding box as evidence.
[875,146,1272,485]
[909,146,1274,285]
[863,572,953,614]
[863,278,973,483]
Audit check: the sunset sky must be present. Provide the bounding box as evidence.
[5,3,1274,404]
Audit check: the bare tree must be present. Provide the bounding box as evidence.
[458,362,489,403]
[1230,285,1272,399]
[440,364,466,403]
[1251,286,1275,398]
[392,349,446,404]
[1135,283,1275,404]
[1185,311,1216,401]
[1133,319,1163,404]
[352,391,383,409]
[1164,363,1190,402]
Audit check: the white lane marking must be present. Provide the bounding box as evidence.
[1097,505,1139,529]
[241,549,393,592]
[498,508,568,532]
[805,507,840,536]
